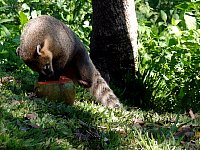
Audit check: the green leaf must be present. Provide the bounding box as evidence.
[21,3,30,10]
[142,53,151,64]
[168,37,178,46]
[83,20,90,28]
[176,3,189,10]
[19,11,28,26]
[0,0,6,5]
[171,18,181,26]
[160,10,167,23]
[0,50,9,58]
[0,19,14,24]
[178,88,184,99]
[31,10,38,18]
[184,12,196,30]
[170,26,181,37]
[162,74,169,81]
[0,24,11,37]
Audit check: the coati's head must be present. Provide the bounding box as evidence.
[16,44,54,77]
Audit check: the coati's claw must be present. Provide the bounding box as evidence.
[78,80,92,88]
[114,103,122,108]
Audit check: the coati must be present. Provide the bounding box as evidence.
[16,15,121,108]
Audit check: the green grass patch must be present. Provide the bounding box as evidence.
[0,73,200,149]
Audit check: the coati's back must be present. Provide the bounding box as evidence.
[19,16,75,61]
[17,15,121,108]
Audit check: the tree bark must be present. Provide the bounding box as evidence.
[90,0,138,102]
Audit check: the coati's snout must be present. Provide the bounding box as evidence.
[41,63,54,77]
[36,45,54,77]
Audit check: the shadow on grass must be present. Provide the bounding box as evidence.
[0,94,122,150]
[4,70,200,149]
[0,70,123,149]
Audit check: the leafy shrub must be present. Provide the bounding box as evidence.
[136,0,200,112]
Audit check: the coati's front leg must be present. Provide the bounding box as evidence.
[65,65,92,88]
[38,73,60,82]
[74,54,94,88]
[38,68,61,82]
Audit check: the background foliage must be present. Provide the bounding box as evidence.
[136,0,200,112]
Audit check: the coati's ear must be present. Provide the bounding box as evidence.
[36,45,42,55]
[16,47,20,56]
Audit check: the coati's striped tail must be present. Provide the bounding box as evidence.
[90,71,122,108]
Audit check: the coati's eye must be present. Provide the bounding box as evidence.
[42,63,53,75]
[43,63,50,70]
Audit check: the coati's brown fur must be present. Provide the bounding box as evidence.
[17,15,121,108]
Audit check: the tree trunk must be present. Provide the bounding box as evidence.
[90,0,138,102]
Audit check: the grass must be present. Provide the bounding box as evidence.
[0,71,200,150]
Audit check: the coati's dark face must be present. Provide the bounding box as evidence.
[17,45,54,77]
[36,51,54,77]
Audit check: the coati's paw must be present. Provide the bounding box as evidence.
[78,80,92,88]
[113,102,122,108]
[107,100,122,109]
[102,96,122,109]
